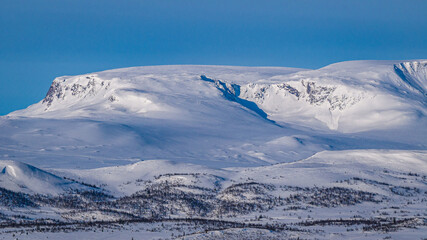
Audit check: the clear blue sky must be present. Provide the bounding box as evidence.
[1,0,426,115]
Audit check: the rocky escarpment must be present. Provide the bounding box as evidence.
[42,75,111,108]
[201,74,365,130]
[241,80,363,111]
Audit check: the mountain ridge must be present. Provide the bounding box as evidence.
[9,60,426,130]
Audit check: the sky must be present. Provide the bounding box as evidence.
[1,0,426,115]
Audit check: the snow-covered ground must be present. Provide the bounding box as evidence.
[0,60,426,239]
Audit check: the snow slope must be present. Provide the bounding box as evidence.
[0,160,92,195]
[55,149,426,197]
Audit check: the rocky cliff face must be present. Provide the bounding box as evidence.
[42,75,111,108]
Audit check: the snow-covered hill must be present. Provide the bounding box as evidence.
[0,149,426,239]
[0,160,94,195]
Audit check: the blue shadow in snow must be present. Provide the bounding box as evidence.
[200,75,280,127]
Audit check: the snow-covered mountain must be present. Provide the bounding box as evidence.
[2,60,426,169]
[10,60,427,133]
[0,60,426,239]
